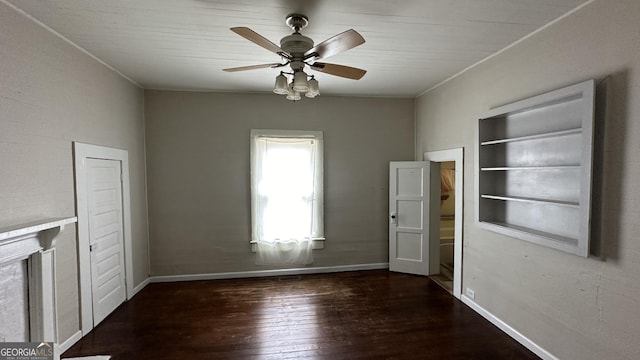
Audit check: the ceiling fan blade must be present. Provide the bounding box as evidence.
[223,63,285,72]
[304,29,365,60]
[230,27,291,58]
[309,62,366,80]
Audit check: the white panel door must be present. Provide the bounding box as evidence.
[389,161,440,275]
[86,158,126,325]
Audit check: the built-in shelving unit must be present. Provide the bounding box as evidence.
[476,80,595,257]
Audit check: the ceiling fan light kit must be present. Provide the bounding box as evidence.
[224,13,366,101]
[272,71,318,98]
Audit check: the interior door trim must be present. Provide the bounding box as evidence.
[73,142,134,336]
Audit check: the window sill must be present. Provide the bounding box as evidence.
[250,239,325,253]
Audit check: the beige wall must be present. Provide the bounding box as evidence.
[145,91,414,275]
[416,0,640,359]
[0,2,149,342]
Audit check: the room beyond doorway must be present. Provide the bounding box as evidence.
[423,148,463,298]
[431,161,456,294]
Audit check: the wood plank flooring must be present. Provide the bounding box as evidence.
[63,270,539,359]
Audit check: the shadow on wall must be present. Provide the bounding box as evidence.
[591,70,629,262]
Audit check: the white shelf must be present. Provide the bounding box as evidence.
[480,194,579,208]
[0,217,78,243]
[480,221,578,246]
[476,79,595,257]
[480,128,582,146]
[481,165,580,171]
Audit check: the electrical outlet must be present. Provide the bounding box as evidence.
[466,287,475,300]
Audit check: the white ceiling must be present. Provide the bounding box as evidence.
[8,0,589,97]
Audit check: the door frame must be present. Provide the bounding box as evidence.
[74,142,134,335]
[424,148,463,299]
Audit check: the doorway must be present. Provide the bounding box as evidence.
[424,148,463,299]
[74,142,135,335]
[431,161,455,293]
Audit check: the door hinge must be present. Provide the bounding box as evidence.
[89,244,94,252]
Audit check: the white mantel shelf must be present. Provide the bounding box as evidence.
[0,217,78,265]
[0,217,77,245]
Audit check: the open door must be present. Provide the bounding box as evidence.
[389,161,440,275]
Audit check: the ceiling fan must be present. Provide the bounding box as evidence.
[223,14,367,99]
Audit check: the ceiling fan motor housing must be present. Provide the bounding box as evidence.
[280,33,314,57]
[281,13,314,69]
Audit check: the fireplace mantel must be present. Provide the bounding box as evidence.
[0,217,77,249]
[0,216,77,346]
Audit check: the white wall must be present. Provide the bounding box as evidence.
[416,0,640,359]
[144,91,414,275]
[0,2,149,342]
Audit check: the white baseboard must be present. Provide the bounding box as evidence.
[460,295,558,360]
[150,263,390,283]
[131,277,150,298]
[58,330,82,355]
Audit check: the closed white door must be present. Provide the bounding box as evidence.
[389,161,440,275]
[86,158,126,325]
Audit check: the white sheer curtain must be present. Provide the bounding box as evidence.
[251,130,323,266]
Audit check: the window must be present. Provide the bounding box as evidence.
[250,129,324,265]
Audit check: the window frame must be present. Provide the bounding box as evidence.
[249,129,325,252]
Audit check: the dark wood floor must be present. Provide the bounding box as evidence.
[63,270,538,359]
